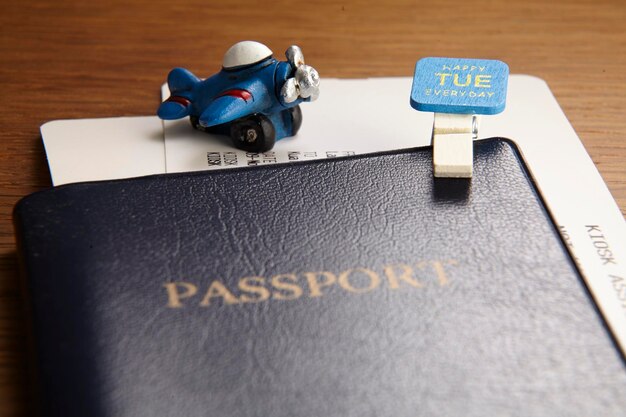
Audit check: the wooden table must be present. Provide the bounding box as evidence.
[1,0,624,415]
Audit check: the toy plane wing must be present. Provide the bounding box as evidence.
[199,89,265,127]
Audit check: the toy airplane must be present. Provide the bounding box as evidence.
[158,41,320,152]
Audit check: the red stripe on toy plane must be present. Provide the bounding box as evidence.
[167,96,191,107]
[216,89,252,102]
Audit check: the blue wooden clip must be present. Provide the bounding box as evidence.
[410,57,509,115]
[410,57,509,178]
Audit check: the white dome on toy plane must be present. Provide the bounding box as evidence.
[222,41,273,69]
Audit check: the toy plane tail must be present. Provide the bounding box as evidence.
[167,68,200,93]
[157,68,200,120]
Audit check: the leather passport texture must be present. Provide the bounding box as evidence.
[14,138,626,417]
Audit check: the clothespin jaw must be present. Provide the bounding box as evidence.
[410,57,509,178]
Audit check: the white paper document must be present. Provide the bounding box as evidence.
[41,116,165,185]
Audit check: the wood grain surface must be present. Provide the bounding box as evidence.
[1,0,625,415]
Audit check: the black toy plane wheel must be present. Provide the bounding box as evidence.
[289,105,303,135]
[230,114,276,152]
[189,116,206,132]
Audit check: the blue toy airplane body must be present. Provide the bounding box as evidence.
[158,41,319,152]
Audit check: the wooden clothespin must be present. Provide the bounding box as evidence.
[410,57,509,178]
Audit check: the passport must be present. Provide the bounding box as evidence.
[14,138,626,416]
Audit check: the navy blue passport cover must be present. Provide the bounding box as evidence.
[14,139,626,416]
